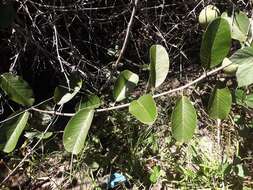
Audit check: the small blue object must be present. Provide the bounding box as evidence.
[108,172,127,189]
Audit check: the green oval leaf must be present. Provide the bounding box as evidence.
[0,73,35,106]
[208,85,232,120]
[75,94,101,111]
[129,94,157,125]
[148,44,170,88]
[245,94,253,108]
[0,112,29,153]
[0,4,15,29]
[54,73,82,105]
[230,47,253,87]
[221,11,251,42]
[113,70,139,102]
[200,18,231,69]
[63,109,94,155]
[171,96,197,143]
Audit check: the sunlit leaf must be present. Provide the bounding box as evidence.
[129,94,157,125]
[113,70,139,102]
[76,94,101,111]
[0,112,29,153]
[230,47,253,87]
[148,45,170,88]
[200,18,231,69]
[149,166,161,184]
[0,73,35,106]
[221,11,251,42]
[171,96,197,142]
[198,5,220,28]
[63,109,94,154]
[54,73,82,105]
[208,85,232,119]
[222,57,238,75]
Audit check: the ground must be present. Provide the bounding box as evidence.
[0,0,253,189]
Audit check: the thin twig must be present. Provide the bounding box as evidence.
[113,0,139,69]
[0,98,53,125]
[31,107,74,117]
[30,63,231,117]
[53,25,70,90]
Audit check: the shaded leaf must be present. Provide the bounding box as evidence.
[113,70,139,102]
[208,86,232,119]
[171,96,197,142]
[148,45,170,88]
[230,47,253,87]
[24,131,53,140]
[200,18,231,69]
[235,89,253,109]
[245,94,253,108]
[63,109,94,154]
[0,73,35,106]
[235,89,246,106]
[0,112,29,153]
[221,11,251,42]
[129,94,157,125]
[76,94,101,111]
[0,4,15,29]
[54,73,82,105]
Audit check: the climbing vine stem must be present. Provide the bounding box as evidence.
[29,63,231,117]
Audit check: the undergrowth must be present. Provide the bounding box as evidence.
[0,0,253,189]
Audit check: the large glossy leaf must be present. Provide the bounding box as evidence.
[148,45,170,88]
[221,11,251,42]
[0,112,29,153]
[63,109,94,154]
[113,70,139,102]
[200,18,231,69]
[54,73,82,105]
[129,94,157,125]
[230,47,253,87]
[208,86,232,119]
[75,94,101,111]
[0,4,15,29]
[0,73,35,106]
[171,96,197,143]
